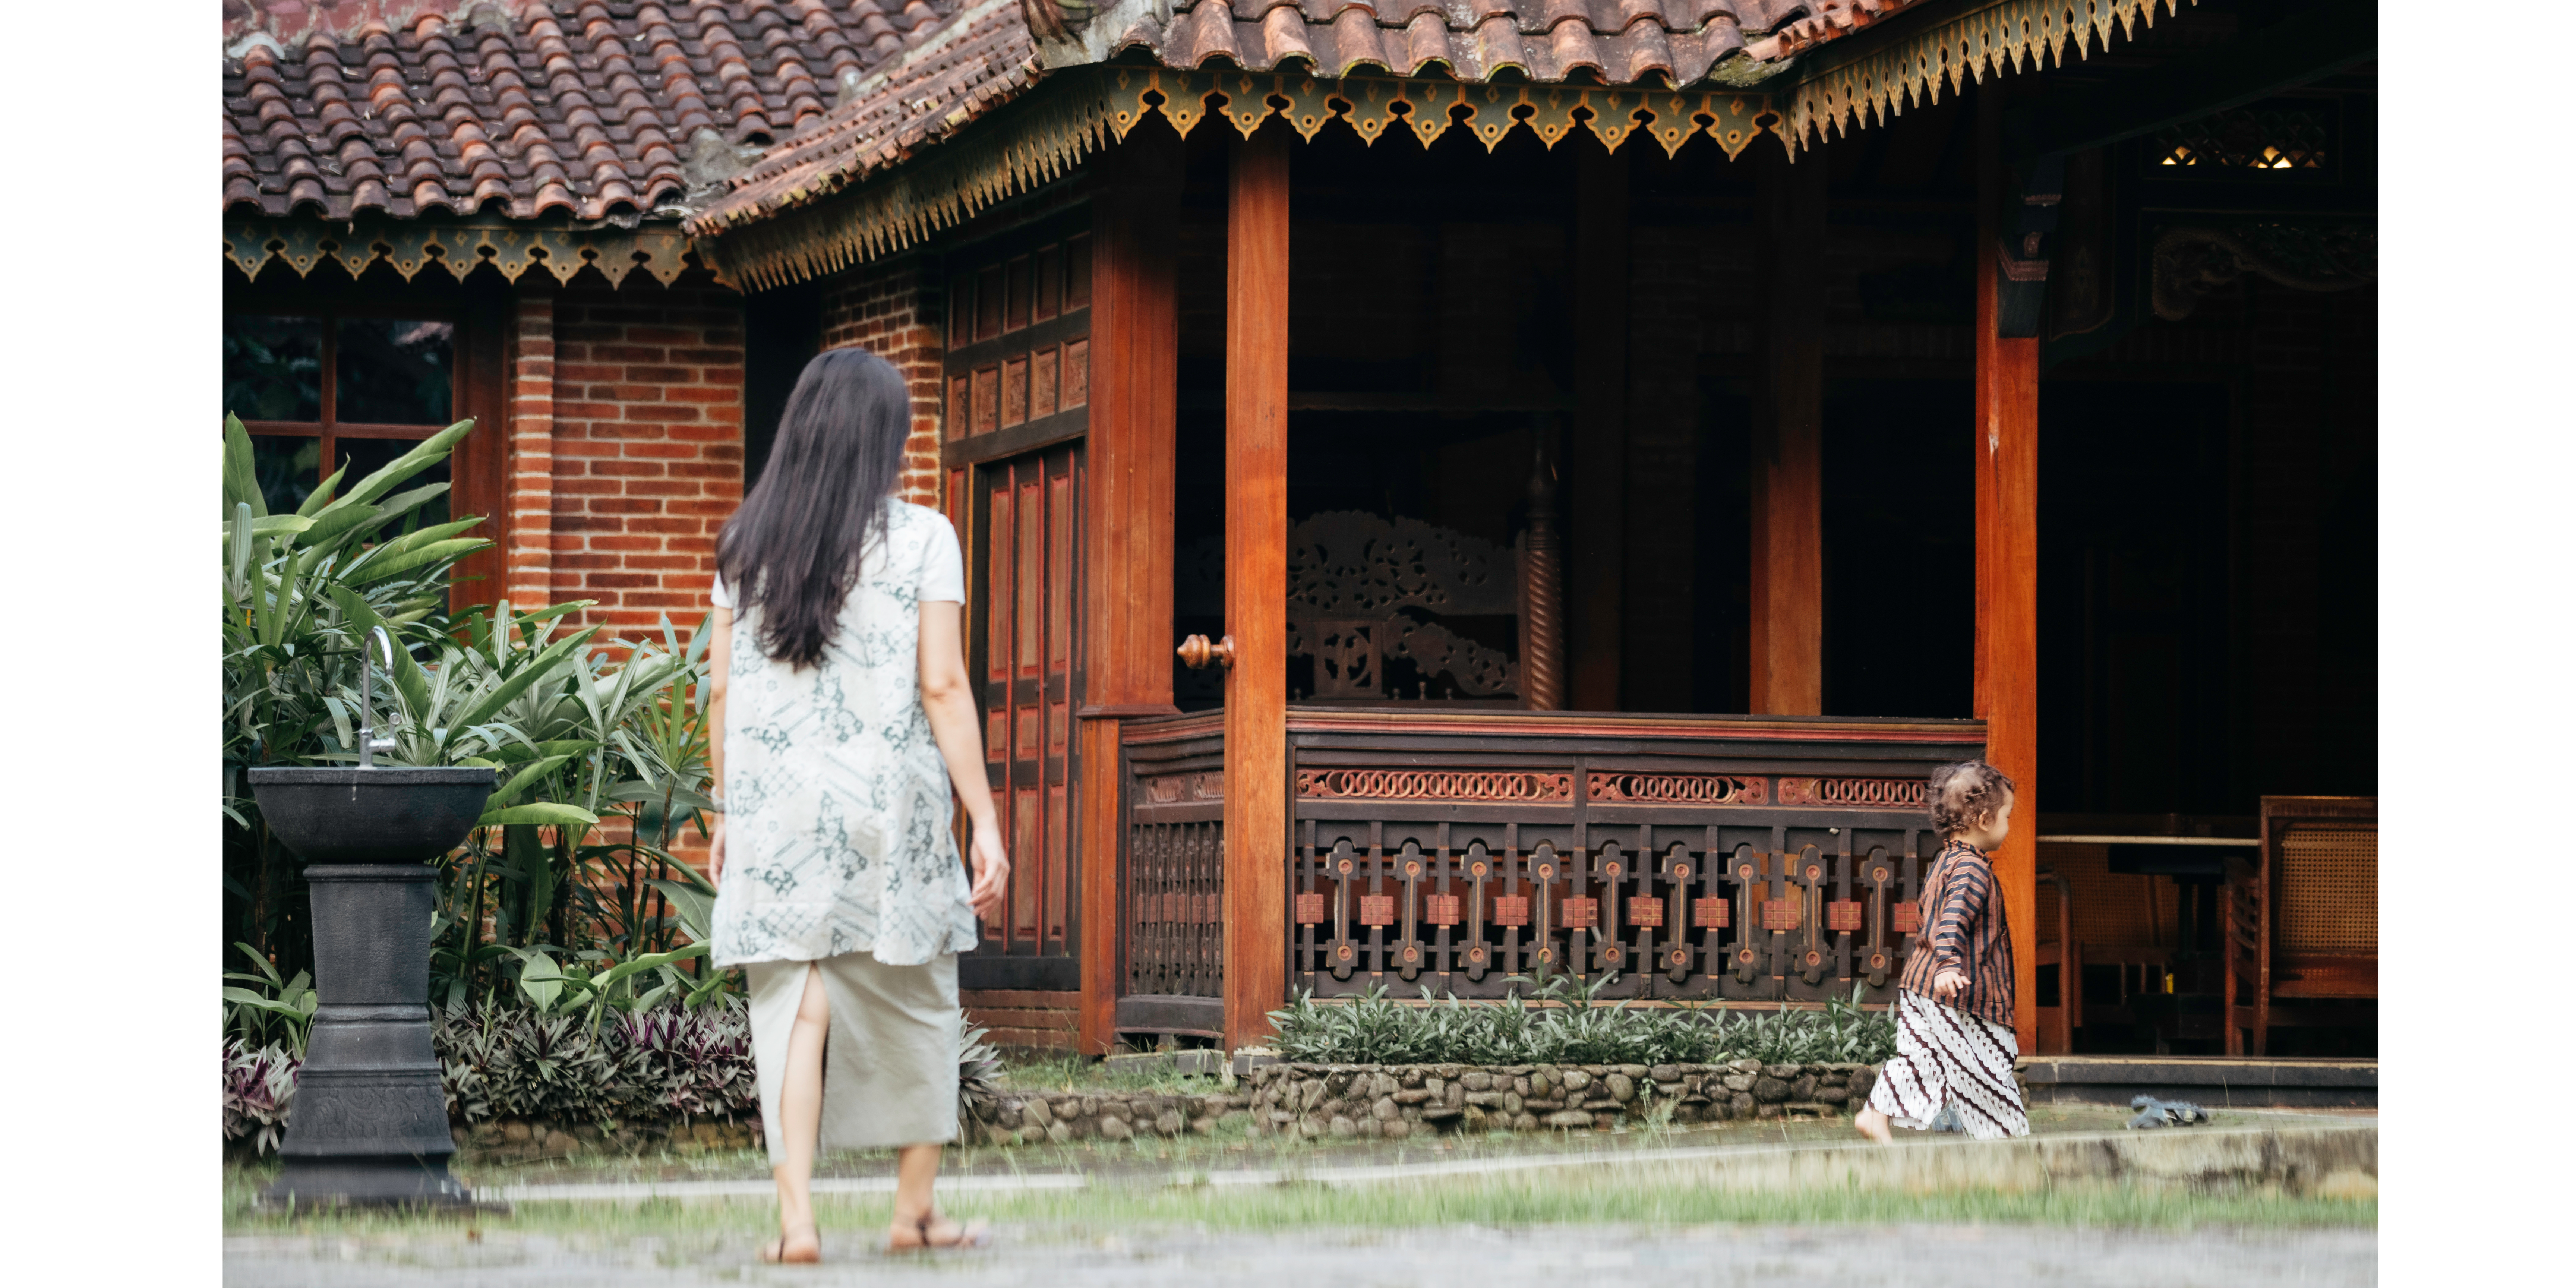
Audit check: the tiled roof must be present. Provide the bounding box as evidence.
[680,0,1905,236]
[222,0,969,221]
[1093,0,1922,86]
[685,0,1044,236]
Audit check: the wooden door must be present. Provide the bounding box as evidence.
[970,444,1084,981]
[944,208,1093,992]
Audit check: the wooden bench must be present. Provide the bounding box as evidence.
[2223,796,2378,1055]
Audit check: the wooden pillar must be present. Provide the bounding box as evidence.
[1569,145,1629,710]
[1221,127,1291,1053]
[1077,128,1183,1055]
[1973,90,2042,1053]
[1750,141,1825,715]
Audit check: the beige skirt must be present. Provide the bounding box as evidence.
[744,952,960,1165]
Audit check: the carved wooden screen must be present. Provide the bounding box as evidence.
[946,210,1091,990]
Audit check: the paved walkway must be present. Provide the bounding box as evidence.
[224,1224,2374,1287]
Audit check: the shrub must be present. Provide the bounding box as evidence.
[1266,975,1897,1067]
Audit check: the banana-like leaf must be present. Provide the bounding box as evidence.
[297,461,350,517]
[222,416,267,519]
[228,514,314,541]
[369,481,452,531]
[307,418,474,520]
[479,801,599,828]
[643,878,717,942]
[293,502,385,555]
[510,948,566,1012]
[485,753,576,811]
[342,537,492,587]
[227,502,256,602]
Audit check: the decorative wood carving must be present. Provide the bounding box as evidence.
[1286,510,1517,617]
[1296,769,1575,803]
[1590,772,1764,805]
[2151,223,2377,321]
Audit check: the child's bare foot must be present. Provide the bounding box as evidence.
[759,1222,821,1263]
[1854,1105,1894,1145]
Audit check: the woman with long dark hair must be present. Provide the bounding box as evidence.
[704,347,1008,1262]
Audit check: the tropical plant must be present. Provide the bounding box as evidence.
[221,413,729,1022]
[1266,978,1897,1067]
[223,942,318,1055]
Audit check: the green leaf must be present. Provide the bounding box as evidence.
[342,537,493,587]
[478,802,600,829]
[450,625,602,738]
[644,878,716,942]
[511,948,566,1012]
[297,461,350,517]
[229,514,314,541]
[222,416,266,519]
[485,753,576,811]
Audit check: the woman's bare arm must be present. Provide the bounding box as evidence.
[919,599,1008,920]
[705,606,731,883]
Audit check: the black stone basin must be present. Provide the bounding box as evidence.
[246,767,496,865]
[245,765,497,1208]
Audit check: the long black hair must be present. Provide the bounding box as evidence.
[714,347,910,668]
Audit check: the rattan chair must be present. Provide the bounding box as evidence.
[2222,796,2378,1055]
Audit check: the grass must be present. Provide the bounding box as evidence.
[992,1049,1232,1097]
[222,1168,2374,1244]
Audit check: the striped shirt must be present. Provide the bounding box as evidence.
[1897,839,2015,1028]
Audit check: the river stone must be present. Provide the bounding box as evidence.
[1649,1065,1682,1083]
[1754,1077,1791,1103]
[1424,1077,1444,1101]
[1513,1112,1540,1131]
[1763,1064,1802,1081]
[1850,1068,1879,1098]
[1531,1069,1557,1093]
[1732,1058,1763,1074]
[1373,1096,1400,1120]
[1815,1085,1850,1104]
[1329,1116,1357,1139]
[1561,1070,1593,1092]
[1394,1089,1433,1105]
[1159,1110,1187,1136]
[1515,1076,1533,1096]
[1615,1065,1649,1080]
[1502,1091,1524,1114]
[1723,1073,1755,1093]
[1461,1071,1493,1091]
[1732,1092,1756,1116]
[1545,1110,1594,1129]
[1790,1074,1818,1102]
[1095,1116,1129,1141]
[1448,1083,1466,1107]
[1424,1106,1463,1123]
[1357,1117,1382,1139]
[1606,1073,1636,1103]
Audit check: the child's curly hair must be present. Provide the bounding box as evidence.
[1928,760,2016,838]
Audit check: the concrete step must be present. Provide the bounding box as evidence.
[2019,1055,2376,1107]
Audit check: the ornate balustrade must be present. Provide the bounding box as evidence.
[1119,707,1985,1022]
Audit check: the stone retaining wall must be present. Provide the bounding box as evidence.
[1244,1060,1883,1138]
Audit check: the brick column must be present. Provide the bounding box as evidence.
[506,293,557,608]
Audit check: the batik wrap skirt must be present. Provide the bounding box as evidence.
[744,951,960,1165]
[1865,988,2030,1140]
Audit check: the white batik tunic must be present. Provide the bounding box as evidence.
[708,500,979,969]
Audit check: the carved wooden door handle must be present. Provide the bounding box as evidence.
[1177,634,1236,670]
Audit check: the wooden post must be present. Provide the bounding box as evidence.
[1749,139,1825,715]
[1569,144,1629,711]
[1222,126,1291,1053]
[1974,89,2042,1054]
[1077,127,1183,1055]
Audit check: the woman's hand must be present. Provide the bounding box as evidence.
[1932,967,1969,1004]
[708,815,727,885]
[967,822,1010,921]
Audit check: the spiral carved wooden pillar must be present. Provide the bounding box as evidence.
[1520,429,1566,711]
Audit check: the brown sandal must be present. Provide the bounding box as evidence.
[887,1212,988,1253]
[760,1225,822,1264]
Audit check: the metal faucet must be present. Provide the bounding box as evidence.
[356,626,401,768]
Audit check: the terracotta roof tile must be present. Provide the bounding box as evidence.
[678,0,1866,236]
[223,0,966,221]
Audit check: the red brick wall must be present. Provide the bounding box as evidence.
[544,282,746,639]
[504,295,557,609]
[819,257,944,508]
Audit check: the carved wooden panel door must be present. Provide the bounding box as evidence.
[945,211,1091,990]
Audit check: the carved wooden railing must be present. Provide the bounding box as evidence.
[1120,708,1985,1021]
[1115,713,1228,1036]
